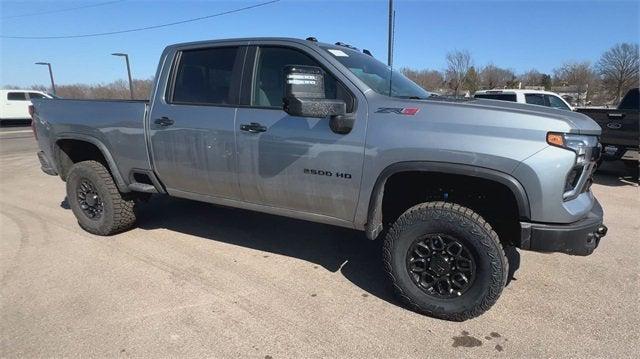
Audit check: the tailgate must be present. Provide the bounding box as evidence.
[577,108,639,148]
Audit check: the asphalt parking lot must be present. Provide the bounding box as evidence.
[0,125,638,358]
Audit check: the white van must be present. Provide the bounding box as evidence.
[474,89,574,111]
[0,90,55,124]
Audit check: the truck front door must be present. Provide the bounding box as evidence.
[148,45,246,200]
[234,45,367,222]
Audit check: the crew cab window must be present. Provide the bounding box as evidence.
[525,93,546,106]
[252,47,354,112]
[172,47,240,105]
[28,92,47,99]
[474,93,517,102]
[546,95,570,110]
[7,92,27,101]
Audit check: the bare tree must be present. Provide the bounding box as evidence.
[519,69,543,87]
[6,78,156,100]
[596,43,639,103]
[480,64,515,89]
[553,62,598,106]
[445,50,472,97]
[401,68,445,92]
[463,66,480,94]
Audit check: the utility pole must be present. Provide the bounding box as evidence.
[111,53,134,99]
[387,0,394,67]
[35,62,56,95]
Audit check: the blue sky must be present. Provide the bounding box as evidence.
[1,0,638,87]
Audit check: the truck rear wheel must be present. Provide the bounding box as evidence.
[66,160,136,235]
[383,202,507,321]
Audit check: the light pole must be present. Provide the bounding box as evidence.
[35,62,56,95]
[387,0,394,67]
[111,53,134,99]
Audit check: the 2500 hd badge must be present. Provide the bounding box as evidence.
[304,168,352,179]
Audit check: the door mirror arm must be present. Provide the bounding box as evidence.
[329,114,355,134]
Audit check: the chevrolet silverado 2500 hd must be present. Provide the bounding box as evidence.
[31,38,608,321]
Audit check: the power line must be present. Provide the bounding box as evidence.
[1,0,125,20]
[0,0,280,39]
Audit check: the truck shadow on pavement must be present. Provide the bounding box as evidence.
[593,161,638,187]
[135,195,399,304]
[131,195,519,309]
[60,194,521,311]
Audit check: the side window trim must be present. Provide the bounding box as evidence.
[165,45,247,107]
[242,44,356,113]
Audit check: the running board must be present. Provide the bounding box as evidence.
[128,183,158,193]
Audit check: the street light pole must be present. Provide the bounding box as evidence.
[387,0,394,67]
[111,53,134,99]
[35,62,56,95]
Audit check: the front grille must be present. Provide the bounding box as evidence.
[563,144,600,201]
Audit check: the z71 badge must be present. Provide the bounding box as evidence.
[304,168,352,179]
[375,107,420,115]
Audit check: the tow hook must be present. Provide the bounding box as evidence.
[595,225,608,239]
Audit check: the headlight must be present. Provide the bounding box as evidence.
[547,132,598,165]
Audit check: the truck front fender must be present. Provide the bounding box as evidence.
[364,161,531,240]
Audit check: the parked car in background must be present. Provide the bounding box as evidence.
[0,89,55,125]
[474,89,573,111]
[577,88,639,165]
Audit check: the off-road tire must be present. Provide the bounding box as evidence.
[383,202,508,321]
[66,160,136,235]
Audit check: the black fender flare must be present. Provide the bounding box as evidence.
[53,133,130,193]
[365,161,531,240]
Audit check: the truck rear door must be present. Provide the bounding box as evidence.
[234,44,367,222]
[148,44,246,199]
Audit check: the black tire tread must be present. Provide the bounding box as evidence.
[68,160,136,235]
[382,201,507,321]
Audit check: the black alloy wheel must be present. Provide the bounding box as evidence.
[406,234,476,298]
[77,178,104,219]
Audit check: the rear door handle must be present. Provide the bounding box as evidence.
[154,117,174,127]
[608,113,625,119]
[240,122,267,133]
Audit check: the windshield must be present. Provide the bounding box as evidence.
[321,46,433,99]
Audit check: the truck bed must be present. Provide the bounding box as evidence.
[32,98,151,181]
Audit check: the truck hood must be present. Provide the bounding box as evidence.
[408,97,602,136]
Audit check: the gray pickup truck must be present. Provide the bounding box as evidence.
[32,37,607,321]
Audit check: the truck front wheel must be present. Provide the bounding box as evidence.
[383,202,508,321]
[66,160,136,235]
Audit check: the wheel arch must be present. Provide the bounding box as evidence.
[53,134,130,193]
[365,162,531,240]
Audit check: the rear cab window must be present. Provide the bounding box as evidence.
[618,88,639,110]
[7,92,27,101]
[474,93,517,102]
[169,46,242,106]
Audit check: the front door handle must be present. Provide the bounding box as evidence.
[154,117,174,127]
[240,122,267,133]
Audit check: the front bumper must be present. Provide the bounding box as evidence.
[519,200,607,256]
[37,151,58,176]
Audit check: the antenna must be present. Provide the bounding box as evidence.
[388,4,396,97]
